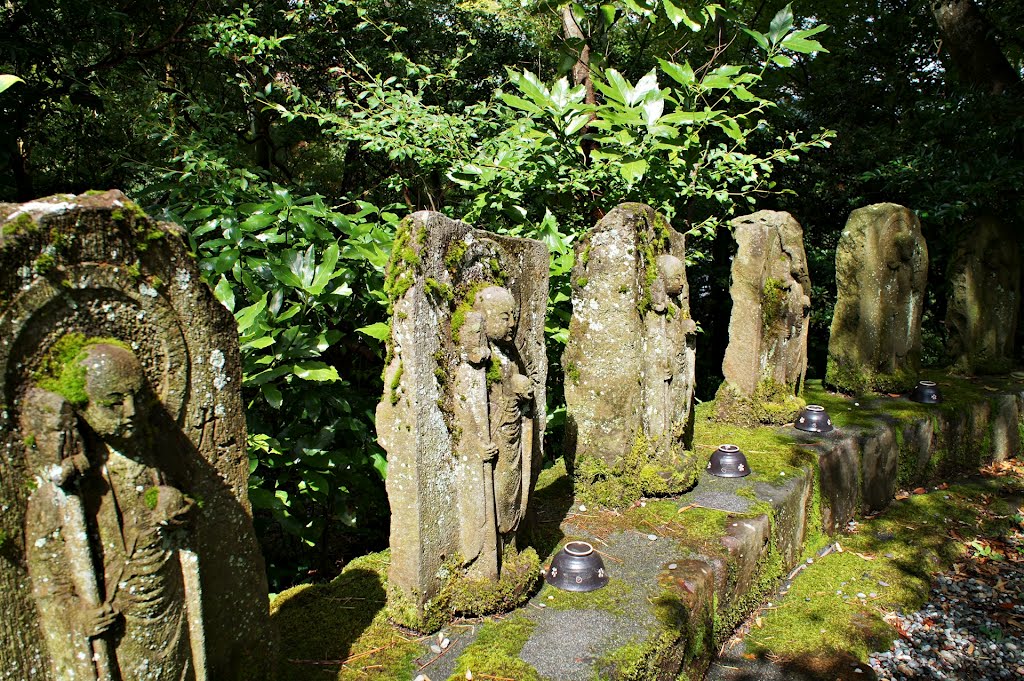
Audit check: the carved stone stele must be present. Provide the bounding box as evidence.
[715,211,810,426]
[826,203,929,394]
[562,203,697,506]
[946,216,1020,374]
[0,191,273,680]
[375,212,547,631]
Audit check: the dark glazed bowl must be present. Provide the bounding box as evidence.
[546,541,609,592]
[794,404,834,433]
[909,380,943,404]
[707,444,750,478]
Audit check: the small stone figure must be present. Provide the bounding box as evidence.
[454,287,533,580]
[24,343,197,681]
[562,203,698,507]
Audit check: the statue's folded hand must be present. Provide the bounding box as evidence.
[79,602,118,638]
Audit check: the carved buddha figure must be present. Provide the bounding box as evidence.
[454,286,533,579]
[24,343,196,681]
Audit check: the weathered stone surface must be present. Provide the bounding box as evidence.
[860,424,898,513]
[375,211,548,630]
[716,211,811,425]
[826,203,929,394]
[946,216,1020,374]
[563,203,698,505]
[0,191,273,681]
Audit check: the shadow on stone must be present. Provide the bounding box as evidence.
[528,457,576,560]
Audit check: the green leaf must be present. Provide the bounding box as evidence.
[0,74,23,95]
[599,4,617,26]
[356,322,391,341]
[742,28,770,52]
[658,59,694,87]
[371,452,388,480]
[619,158,648,185]
[261,383,283,409]
[772,54,794,67]
[240,212,278,231]
[781,35,827,54]
[214,275,236,312]
[308,243,340,295]
[663,0,701,31]
[768,4,794,44]
[183,205,217,222]
[292,361,340,382]
[500,93,543,114]
[235,293,267,334]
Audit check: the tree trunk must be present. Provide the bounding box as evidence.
[561,6,595,106]
[932,0,1019,94]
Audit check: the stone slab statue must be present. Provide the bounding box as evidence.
[375,212,547,631]
[0,191,274,680]
[946,215,1020,374]
[562,203,698,507]
[826,203,929,394]
[715,211,810,426]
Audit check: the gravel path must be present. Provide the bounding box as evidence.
[868,542,1024,681]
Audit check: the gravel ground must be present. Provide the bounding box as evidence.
[868,535,1024,681]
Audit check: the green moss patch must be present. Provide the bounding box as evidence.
[445,614,540,681]
[744,476,1023,664]
[713,378,805,427]
[270,551,421,680]
[574,431,699,508]
[694,402,810,485]
[387,547,541,633]
[34,333,131,406]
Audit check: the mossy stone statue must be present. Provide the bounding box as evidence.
[0,191,274,680]
[715,211,811,426]
[375,211,548,631]
[825,203,928,394]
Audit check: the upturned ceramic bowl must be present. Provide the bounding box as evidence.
[546,541,609,592]
[707,444,750,478]
[909,380,943,404]
[794,404,834,433]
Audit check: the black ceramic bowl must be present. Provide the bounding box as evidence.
[794,404,834,433]
[707,444,750,478]
[546,541,608,592]
[909,380,943,404]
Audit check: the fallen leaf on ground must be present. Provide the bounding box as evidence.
[913,487,927,495]
[854,552,876,561]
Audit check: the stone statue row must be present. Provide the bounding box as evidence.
[376,201,1020,630]
[0,191,1017,678]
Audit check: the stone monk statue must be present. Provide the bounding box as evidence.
[454,286,534,580]
[22,343,200,681]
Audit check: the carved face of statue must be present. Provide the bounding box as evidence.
[78,344,145,439]
[475,286,516,342]
[657,254,685,297]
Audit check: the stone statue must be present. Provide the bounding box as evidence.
[946,215,1020,374]
[24,344,198,681]
[0,191,273,680]
[562,203,698,507]
[376,211,547,631]
[453,287,533,580]
[715,211,811,426]
[826,203,929,394]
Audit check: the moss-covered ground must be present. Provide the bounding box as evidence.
[741,462,1024,665]
[270,551,422,680]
